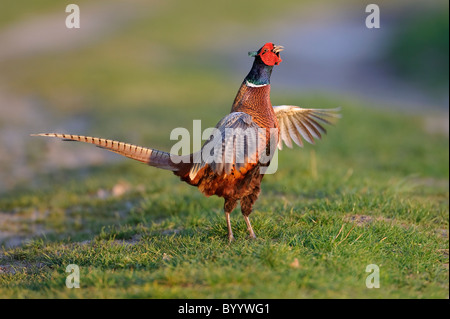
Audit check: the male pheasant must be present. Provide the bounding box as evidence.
[32,43,340,242]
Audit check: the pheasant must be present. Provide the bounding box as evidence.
[32,42,340,242]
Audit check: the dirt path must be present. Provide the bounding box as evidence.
[0,1,142,61]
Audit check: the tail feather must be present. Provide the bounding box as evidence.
[31,133,178,171]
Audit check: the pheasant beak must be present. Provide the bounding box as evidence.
[272,45,284,54]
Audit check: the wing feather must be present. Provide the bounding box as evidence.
[280,116,293,149]
[273,105,340,149]
[189,112,267,180]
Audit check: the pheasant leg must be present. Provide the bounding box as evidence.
[225,212,234,243]
[243,215,257,239]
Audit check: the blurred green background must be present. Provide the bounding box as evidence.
[0,0,448,192]
[0,0,448,298]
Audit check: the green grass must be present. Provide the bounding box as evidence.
[0,102,448,298]
[0,0,448,299]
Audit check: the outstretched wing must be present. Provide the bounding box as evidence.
[273,105,341,150]
[189,112,268,180]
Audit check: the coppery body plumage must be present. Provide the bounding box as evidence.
[32,43,340,242]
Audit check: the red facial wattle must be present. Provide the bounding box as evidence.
[258,42,283,66]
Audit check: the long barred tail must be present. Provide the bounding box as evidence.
[31,133,178,171]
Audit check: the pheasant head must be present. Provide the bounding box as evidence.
[248,42,284,66]
[246,42,284,86]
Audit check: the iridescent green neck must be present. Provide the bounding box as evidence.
[244,58,273,86]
